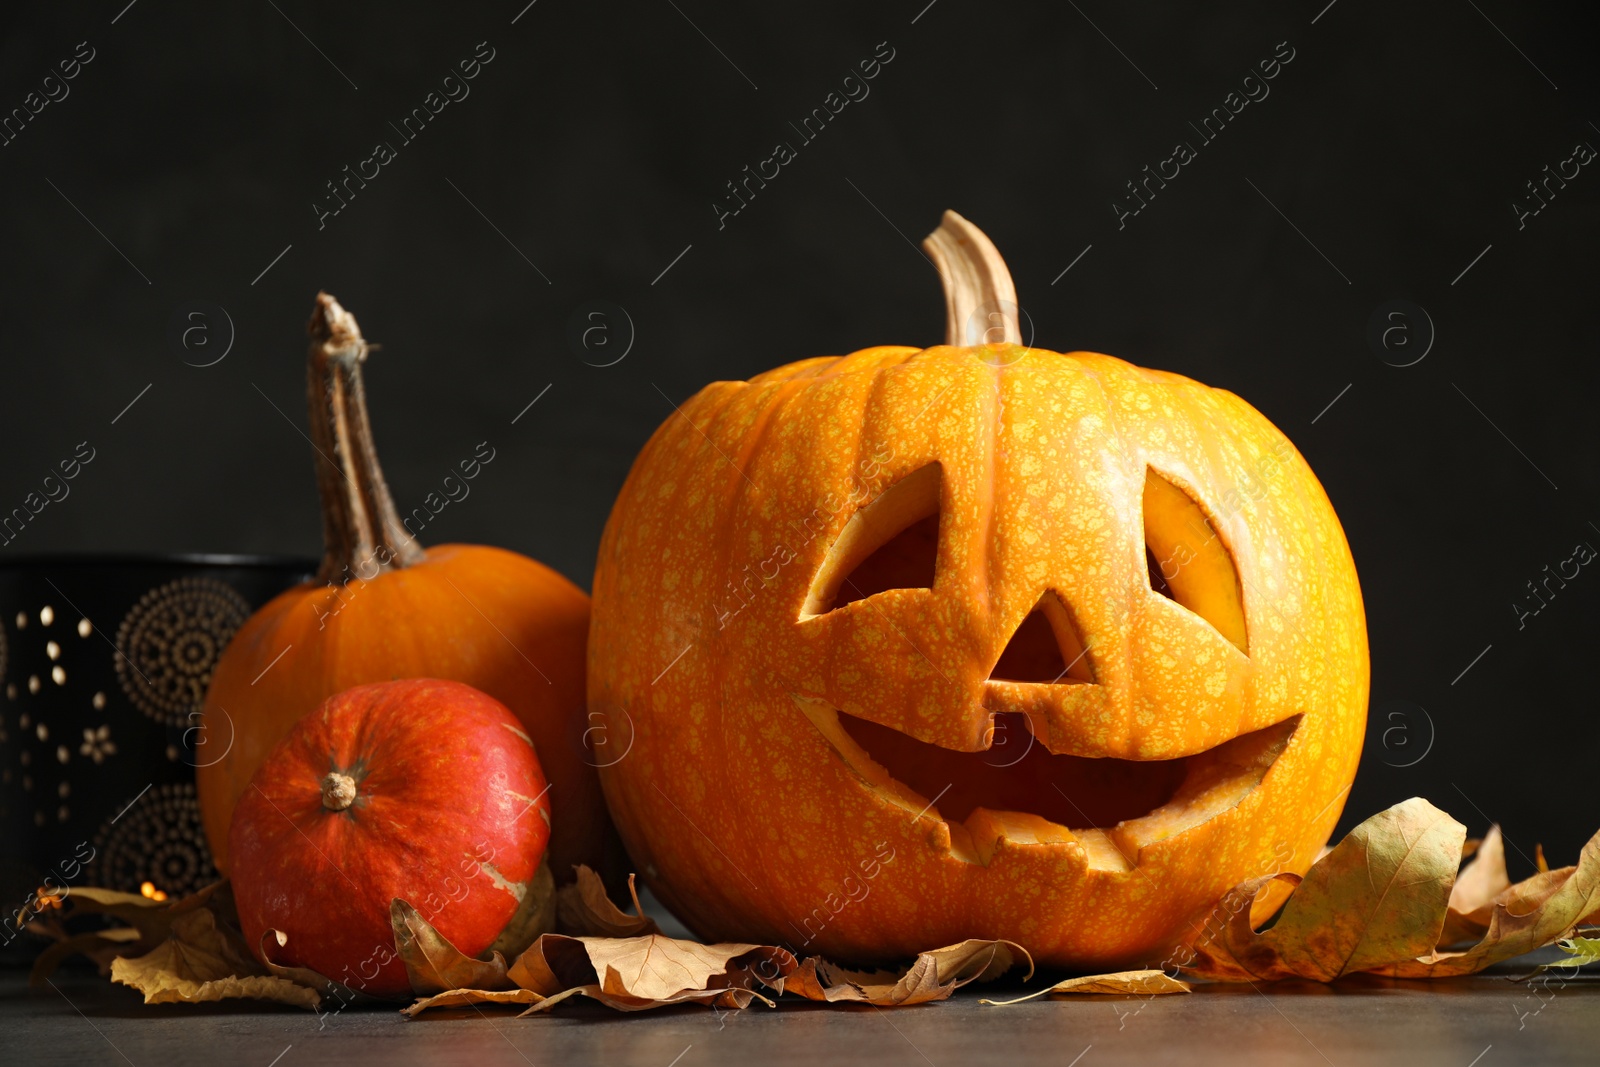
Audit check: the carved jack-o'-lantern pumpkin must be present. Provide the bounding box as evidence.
[590,212,1367,969]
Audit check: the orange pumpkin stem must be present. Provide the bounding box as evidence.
[306,292,425,584]
[320,771,358,811]
[922,210,1022,347]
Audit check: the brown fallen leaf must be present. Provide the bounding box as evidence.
[402,988,544,1016]
[29,883,330,1010]
[982,969,1190,1005]
[391,899,514,995]
[403,931,1031,1015]
[784,939,1032,1006]
[1184,797,1467,981]
[1185,799,1600,983]
[29,882,239,986]
[110,907,319,1010]
[27,927,143,982]
[1440,825,1511,945]
[527,983,774,1014]
[508,932,786,1009]
[259,929,365,1003]
[1377,828,1600,978]
[1454,827,1509,910]
[556,865,661,938]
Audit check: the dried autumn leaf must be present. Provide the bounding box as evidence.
[585,937,772,1002]
[27,927,143,982]
[109,907,319,1010]
[401,988,544,1016]
[982,969,1190,1005]
[404,927,1032,1015]
[1184,797,1466,981]
[1377,828,1600,978]
[784,939,1031,1006]
[1453,827,1510,913]
[259,929,363,1002]
[28,882,334,1011]
[506,932,785,1012]
[391,899,512,995]
[1440,825,1511,945]
[29,882,237,986]
[505,935,771,1013]
[556,865,660,938]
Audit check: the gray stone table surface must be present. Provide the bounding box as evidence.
[6,954,1597,1067]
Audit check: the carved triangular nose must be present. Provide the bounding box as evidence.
[989,590,1093,684]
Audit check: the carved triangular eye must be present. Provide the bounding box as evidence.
[802,463,940,616]
[1143,468,1248,653]
[991,590,1093,683]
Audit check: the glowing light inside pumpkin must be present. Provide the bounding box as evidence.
[139,881,168,902]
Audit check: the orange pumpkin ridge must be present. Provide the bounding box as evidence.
[590,211,1368,970]
[197,293,621,885]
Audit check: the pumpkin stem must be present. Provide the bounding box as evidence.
[320,771,358,812]
[922,210,1022,347]
[318,771,356,812]
[306,292,425,585]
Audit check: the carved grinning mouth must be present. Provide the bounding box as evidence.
[793,455,1301,870]
[797,699,1299,871]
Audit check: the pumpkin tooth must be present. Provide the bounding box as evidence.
[963,809,1083,867]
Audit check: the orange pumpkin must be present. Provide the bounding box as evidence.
[589,213,1368,970]
[197,294,620,883]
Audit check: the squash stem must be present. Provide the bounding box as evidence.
[306,292,425,584]
[922,210,1022,347]
[320,771,358,811]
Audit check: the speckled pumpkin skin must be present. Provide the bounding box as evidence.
[590,343,1367,970]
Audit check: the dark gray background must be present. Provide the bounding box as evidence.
[0,2,1594,860]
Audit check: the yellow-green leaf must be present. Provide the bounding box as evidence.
[1552,936,1600,968]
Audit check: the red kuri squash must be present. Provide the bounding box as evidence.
[230,678,550,997]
